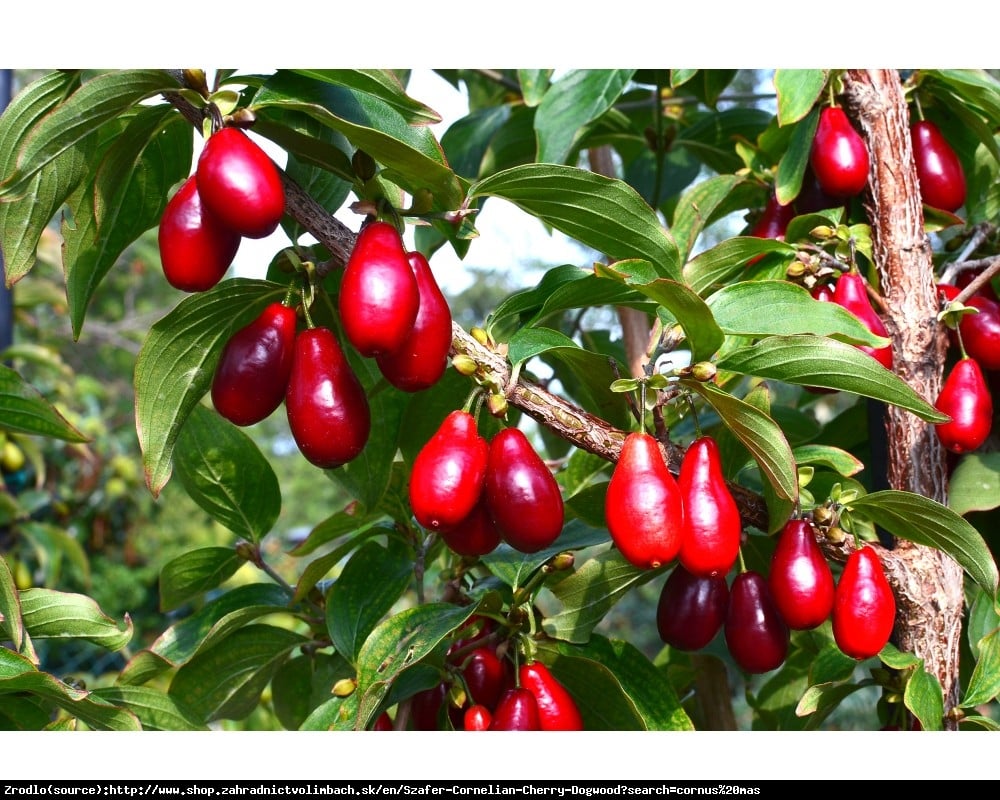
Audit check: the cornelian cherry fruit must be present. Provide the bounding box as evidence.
[438,497,502,558]
[488,688,541,730]
[833,272,893,370]
[725,570,789,674]
[678,436,742,578]
[810,106,869,199]
[768,519,835,630]
[910,119,966,213]
[519,661,584,731]
[935,357,993,454]
[832,546,896,660]
[463,705,492,731]
[656,564,729,651]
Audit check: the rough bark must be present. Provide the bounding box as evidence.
[842,69,965,724]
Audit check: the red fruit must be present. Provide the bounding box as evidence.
[749,193,795,241]
[195,127,285,239]
[375,251,453,392]
[439,497,502,558]
[488,688,541,731]
[795,167,841,214]
[158,175,241,292]
[810,106,869,199]
[519,661,584,731]
[768,519,835,630]
[935,357,993,454]
[910,120,966,212]
[339,221,420,358]
[483,428,564,554]
[211,302,298,426]
[833,272,893,370]
[410,683,447,730]
[371,712,393,731]
[724,570,789,674]
[605,431,684,569]
[832,546,896,660]
[812,284,835,303]
[656,564,729,651]
[409,410,488,532]
[285,327,371,468]
[960,295,1000,371]
[463,705,492,731]
[462,647,506,710]
[678,436,742,578]
[955,269,1000,303]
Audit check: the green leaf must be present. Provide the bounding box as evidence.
[440,105,512,180]
[518,69,552,107]
[91,685,207,731]
[300,694,359,731]
[670,174,751,262]
[904,662,945,732]
[325,538,413,664]
[683,236,796,296]
[0,556,24,653]
[542,551,660,644]
[0,364,89,442]
[774,70,829,126]
[534,69,635,164]
[167,624,305,724]
[158,546,244,613]
[15,588,131,651]
[271,652,354,731]
[470,163,681,280]
[791,444,865,477]
[289,70,442,125]
[482,520,611,590]
[794,681,867,721]
[948,452,1000,515]
[968,585,1000,660]
[0,694,52,730]
[775,109,820,206]
[18,521,91,588]
[707,281,889,347]
[173,404,281,543]
[962,627,1000,707]
[717,335,947,423]
[134,278,283,497]
[0,70,180,199]
[849,490,999,597]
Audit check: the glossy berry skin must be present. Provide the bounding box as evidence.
[833,272,893,370]
[371,712,393,731]
[678,436,742,578]
[158,176,241,292]
[605,431,684,570]
[935,357,993,454]
[376,251,453,392]
[488,688,541,731]
[409,410,488,532]
[439,497,502,558]
[656,564,729,651]
[463,705,492,731]
[339,221,420,358]
[484,428,564,554]
[724,571,789,674]
[410,683,447,730]
[211,303,298,426]
[749,193,795,241]
[832,546,896,660]
[285,327,371,469]
[960,296,1000,372]
[195,127,285,239]
[810,106,869,199]
[519,661,584,731]
[462,647,507,711]
[768,519,835,630]
[910,120,966,212]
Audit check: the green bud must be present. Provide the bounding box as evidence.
[452,354,479,376]
[689,361,717,382]
[332,678,357,697]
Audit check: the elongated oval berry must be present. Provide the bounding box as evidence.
[196,127,285,238]
[376,251,453,392]
[439,497,502,558]
[158,175,241,292]
[656,564,729,651]
[339,221,420,358]
[519,661,584,731]
[746,193,795,268]
[935,357,993,454]
[833,272,893,370]
[605,431,684,570]
[911,120,966,213]
[960,295,1000,371]
[810,106,869,199]
[211,302,298,426]
[409,410,488,532]
[768,519,835,630]
[464,705,492,731]
[678,436,742,578]
[483,428,564,554]
[724,570,789,674]
[462,647,506,711]
[488,688,541,731]
[832,546,896,660]
[410,683,447,731]
[285,327,371,468]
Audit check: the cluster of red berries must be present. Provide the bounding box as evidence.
[409,410,565,556]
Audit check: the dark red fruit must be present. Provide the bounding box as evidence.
[488,688,541,731]
[768,519,835,630]
[211,302,298,426]
[463,705,492,731]
[410,683,447,730]
[371,712,393,731]
[439,497,502,558]
[832,546,896,660]
[462,647,506,711]
[483,428,564,554]
[724,570,789,674]
[409,410,488,532]
[746,193,795,268]
[195,127,285,239]
[833,272,893,370]
[375,251,453,392]
[605,431,684,569]
[935,357,993,454]
[285,327,371,468]
[910,120,966,212]
[339,221,420,358]
[656,564,729,651]
[519,661,584,731]
[810,106,869,199]
[158,175,241,292]
[678,436,742,578]
[960,295,1000,372]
